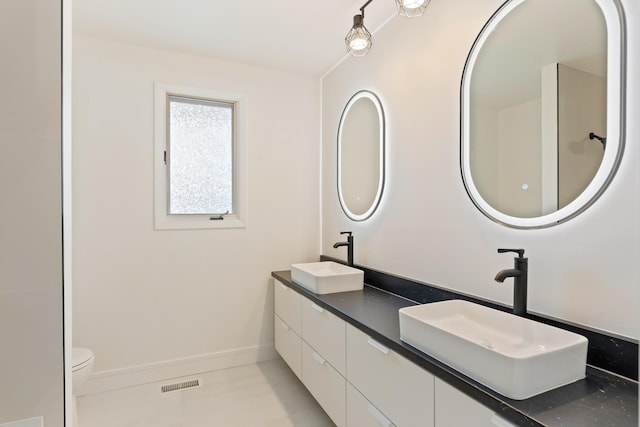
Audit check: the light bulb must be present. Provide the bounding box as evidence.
[402,0,426,9]
[349,37,369,50]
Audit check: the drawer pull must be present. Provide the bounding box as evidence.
[278,319,290,331]
[311,303,325,313]
[491,414,517,427]
[367,337,390,354]
[312,350,326,365]
[367,403,394,427]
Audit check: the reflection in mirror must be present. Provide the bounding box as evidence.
[337,90,385,221]
[461,0,625,228]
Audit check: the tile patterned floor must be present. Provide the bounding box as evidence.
[78,359,334,427]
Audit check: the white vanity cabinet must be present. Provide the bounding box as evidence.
[347,324,434,427]
[301,297,346,375]
[275,280,301,333]
[274,315,302,379]
[274,280,347,426]
[435,379,517,427]
[275,280,506,427]
[347,383,396,427]
[301,340,347,426]
[300,297,347,426]
[274,281,302,379]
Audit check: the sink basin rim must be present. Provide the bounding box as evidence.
[402,299,587,358]
[399,299,588,400]
[290,261,364,294]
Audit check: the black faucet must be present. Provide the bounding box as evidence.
[333,231,354,267]
[495,248,528,316]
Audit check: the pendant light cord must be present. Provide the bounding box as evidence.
[360,0,375,17]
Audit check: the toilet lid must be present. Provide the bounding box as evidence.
[72,347,94,370]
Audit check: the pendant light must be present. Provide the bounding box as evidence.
[345,14,372,57]
[345,0,430,57]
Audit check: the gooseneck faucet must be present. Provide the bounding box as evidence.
[495,248,528,316]
[333,231,354,267]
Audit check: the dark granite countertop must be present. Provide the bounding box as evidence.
[272,270,638,427]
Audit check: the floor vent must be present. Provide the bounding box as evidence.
[160,379,201,394]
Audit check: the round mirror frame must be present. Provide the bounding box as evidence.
[460,0,626,229]
[337,90,386,222]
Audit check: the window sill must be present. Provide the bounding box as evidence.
[154,214,246,230]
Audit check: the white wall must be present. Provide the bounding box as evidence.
[322,0,639,339]
[0,0,64,425]
[73,36,320,376]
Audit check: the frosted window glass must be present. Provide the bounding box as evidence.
[168,96,234,214]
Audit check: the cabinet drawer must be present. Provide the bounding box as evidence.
[301,297,346,375]
[274,280,301,334]
[302,340,346,427]
[435,379,516,427]
[347,383,395,427]
[347,324,434,427]
[275,315,301,379]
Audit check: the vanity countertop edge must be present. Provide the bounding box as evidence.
[271,270,638,427]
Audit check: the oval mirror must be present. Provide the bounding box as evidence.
[337,90,385,221]
[461,0,625,229]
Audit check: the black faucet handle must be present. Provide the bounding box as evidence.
[498,248,525,258]
[340,231,353,237]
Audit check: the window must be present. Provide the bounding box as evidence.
[168,95,234,215]
[154,83,247,229]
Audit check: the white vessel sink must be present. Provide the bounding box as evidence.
[291,261,364,294]
[399,300,588,400]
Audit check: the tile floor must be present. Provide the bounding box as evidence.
[78,359,335,427]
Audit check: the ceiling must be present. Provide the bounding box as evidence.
[73,0,398,76]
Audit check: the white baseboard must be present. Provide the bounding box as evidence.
[79,343,278,396]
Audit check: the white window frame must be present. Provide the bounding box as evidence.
[154,82,248,230]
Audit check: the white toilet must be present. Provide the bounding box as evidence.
[72,348,95,426]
